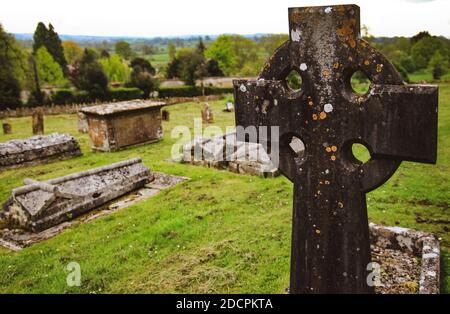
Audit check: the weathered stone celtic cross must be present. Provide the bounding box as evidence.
[233,5,438,293]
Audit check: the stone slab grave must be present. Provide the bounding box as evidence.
[181,131,282,177]
[0,133,82,171]
[0,158,188,249]
[81,100,166,152]
[369,224,440,294]
[233,5,438,293]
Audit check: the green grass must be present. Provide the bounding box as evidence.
[0,83,449,293]
[150,53,170,71]
[409,70,450,83]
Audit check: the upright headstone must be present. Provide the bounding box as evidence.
[201,103,214,123]
[32,109,44,135]
[223,102,234,112]
[2,123,12,135]
[233,4,438,293]
[77,112,88,133]
[162,110,170,121]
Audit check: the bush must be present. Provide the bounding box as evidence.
[51,89,73,105]
[109,87,143,101]
[158,86,234,98]
[50,87,143,105]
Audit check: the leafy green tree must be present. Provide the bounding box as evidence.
[205,35,260,76]
[0,24,28,109]
[196,38,206,55]
[167,42,176,60]
[392,61,410,82]
[411,31,431,45]
[428,50,449,80]
[411,36,447,69]
[130,57,155,75]
[70,49,109,99]
[99,49,110,59]
[32,22,48,54]
[129,57,158,98]
[100,54,130,83]
[140,44,156,55]
[399,56,416,73]
[115,41,133,60]
[259,34,289,54]
[166,57,180,79]
[33,23,67,72]
[62,41,83,65]
[177,48,205,85]
[35,46,66,85]
[205,59,224,77]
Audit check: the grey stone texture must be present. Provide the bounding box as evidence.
[0,133,82,171]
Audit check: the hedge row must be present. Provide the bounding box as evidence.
[49,86,233,105]
[158,86,234,98]
[51,88,144,105]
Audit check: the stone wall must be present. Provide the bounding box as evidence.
[0,95,222,119]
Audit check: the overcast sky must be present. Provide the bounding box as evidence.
[1,0,449,38]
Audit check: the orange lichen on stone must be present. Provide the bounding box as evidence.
[319,111,327,119]
[290,11,302,23]
[349,38,356,48]
[336,18,356,41]
[376,64,383,73]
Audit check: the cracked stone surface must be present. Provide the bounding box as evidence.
[0,133,82,171]
[0,171,188,250]
[0,158,152,232]
[181,132,280,178]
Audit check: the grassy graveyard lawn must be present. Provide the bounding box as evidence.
[0,84,449,294]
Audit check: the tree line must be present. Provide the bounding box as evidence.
[1,21,449,110]
[0,22,163,109]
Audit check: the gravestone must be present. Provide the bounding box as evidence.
[201,103,214,123]
[162,110,170,121]
[233,4,438,293]
[223,102,234,112]
[81,100,165,152]
[0,158,152,232]
[77,112,88,133]
[32,109,44,135]
[0,133,82,171]
[2,123,12,135]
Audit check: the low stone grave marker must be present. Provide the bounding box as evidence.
[201,103,214,123]
[32,109,44,135]
[233,4,438,293]
[81,100,165,152]
[0,158,151,232]
[181,132,280,177]
[0,133,82,171]
[0,158,188,249]
[223,102,234,112]
[2,123,12,135]
[77,112,88,133]
[162,109,170,121]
